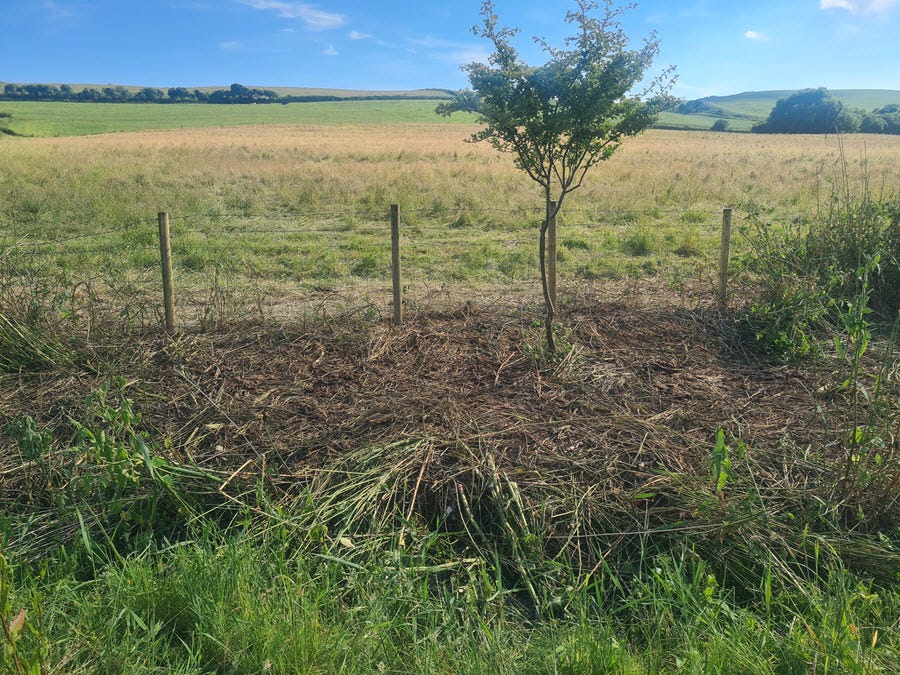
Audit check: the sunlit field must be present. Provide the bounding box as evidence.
[0,99,465,136]
[2,112,899,672]
[3,123,898,301]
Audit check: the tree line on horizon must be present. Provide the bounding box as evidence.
[0,82,452,105]
[4,81,899,135]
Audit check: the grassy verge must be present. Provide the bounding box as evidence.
[4,520,897,673]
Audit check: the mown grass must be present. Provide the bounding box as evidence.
[3,391,898,672]
[2,318,898,672]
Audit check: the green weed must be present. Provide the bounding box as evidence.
[620,230,653,257]
[1,549,48,674]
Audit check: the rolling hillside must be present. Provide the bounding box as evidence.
[661,89,900,132]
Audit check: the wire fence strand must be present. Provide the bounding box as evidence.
[3,205,736,322]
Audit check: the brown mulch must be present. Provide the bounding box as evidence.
[1,286,827,491]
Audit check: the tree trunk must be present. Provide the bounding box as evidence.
[539,195,556,355]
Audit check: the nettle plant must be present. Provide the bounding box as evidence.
[439,0,676,352]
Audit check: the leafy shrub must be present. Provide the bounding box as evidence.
[806,195,900,318]
[740,190,899,359]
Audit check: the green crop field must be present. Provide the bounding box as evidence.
[655,110,757,131]
[5,87,899,137]
[0,99,471,137]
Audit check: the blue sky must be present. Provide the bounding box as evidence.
[2,0,899,98]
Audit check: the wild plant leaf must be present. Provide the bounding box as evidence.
[833,336,846,359]
[134,435,156,480]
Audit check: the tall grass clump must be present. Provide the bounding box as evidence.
[808,193,900,319]
[740,184,899,360]
[0,310,72,373]
[0,254,74,373]
[737,164,900,533]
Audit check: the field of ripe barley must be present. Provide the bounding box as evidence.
[2,118,899,327]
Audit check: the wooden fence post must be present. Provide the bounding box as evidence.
[390,204,402,325]
[157,212,176,330]
[548,200,558,312]
[718,207,733,310]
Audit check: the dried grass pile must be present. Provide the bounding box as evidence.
[2,287,898,603]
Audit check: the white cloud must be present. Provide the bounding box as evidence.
[408,36,491,65]
[39,0,88,28]
[219,41,245,51]
[238,1,346,30]
[819,0,900,14]
[744,30,770,41]
[348,30,371,40]
[323,44,338,56]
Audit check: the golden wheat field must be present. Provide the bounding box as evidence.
[2,124,899,319]
[5,125,899,219]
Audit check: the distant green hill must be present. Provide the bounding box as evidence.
[660,89,900,132]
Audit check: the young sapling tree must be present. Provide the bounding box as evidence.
[438,0,676,352]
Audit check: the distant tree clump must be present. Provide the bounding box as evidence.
[0,81,464,106]
[208,83,279,104]
[133,87,165,102]
[752,88,859,134]
[860,104,900,134]
[167,87,192,102]
[710,119,729,132]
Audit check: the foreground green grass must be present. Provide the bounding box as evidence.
[4,524,897,674]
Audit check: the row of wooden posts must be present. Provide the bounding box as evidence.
[156,206,734,330]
